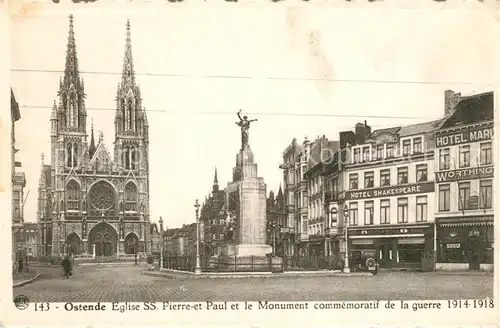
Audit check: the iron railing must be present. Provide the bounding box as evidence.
[162,254,344,272]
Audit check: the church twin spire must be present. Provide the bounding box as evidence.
[57,14,86,132]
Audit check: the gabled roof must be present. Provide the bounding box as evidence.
[89,139,114,168]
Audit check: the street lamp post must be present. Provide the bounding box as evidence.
[194,199,201,275]
[343,205,350,273]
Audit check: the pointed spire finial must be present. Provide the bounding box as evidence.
[99,130,104,143]
[214,166,218,184]
[121,19,135,84]
[41,153,45,164]
[89,118,96,159]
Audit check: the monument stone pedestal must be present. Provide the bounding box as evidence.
[215,142,283,272]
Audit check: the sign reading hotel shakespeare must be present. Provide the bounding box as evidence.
[435,123,493,148]
[435,165,494,183]
[345,182,435,200]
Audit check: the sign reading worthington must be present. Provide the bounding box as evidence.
[345,182,435,200]
[435,166,494,183]
[436,124,493,148]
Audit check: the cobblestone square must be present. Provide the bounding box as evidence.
[13,266,494,302]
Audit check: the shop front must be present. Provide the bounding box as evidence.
[436,216,494,271]
[348,224,434,270]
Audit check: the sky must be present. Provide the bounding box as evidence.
[10,3,498,229]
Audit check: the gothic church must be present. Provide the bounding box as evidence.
[37,15,151,258]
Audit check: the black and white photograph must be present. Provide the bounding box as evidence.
[2,1,498,326]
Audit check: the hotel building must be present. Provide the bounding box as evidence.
[434,91,494,271]
[342,120,440,270]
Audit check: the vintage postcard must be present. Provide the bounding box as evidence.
[1,0,498,326]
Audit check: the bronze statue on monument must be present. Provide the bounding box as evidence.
[236,110,257,150]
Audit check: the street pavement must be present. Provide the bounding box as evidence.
[13,265,493,302]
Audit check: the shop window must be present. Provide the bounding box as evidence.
[439,148,450,170]
[380,199,390,224]
[416,164,427,182]
[458,182,471,211]
[416,196,427,222]
[413,137,422,154]
[479,179,493,209]
[438,184,450,212]
[364,201,374,225]
[459,145,470,168]
[402,139,411,156]
[397,167,408,184]
[440,244,467,263]
[349,202,358,226]
[364,171,374,188]
[398,244,423,263]
[349,174,358,190]
[386,144,395,158]
[380,169,390,186]
[480,142,492,165]
[397,198,408,223]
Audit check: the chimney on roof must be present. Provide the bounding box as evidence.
[444,89,462,116]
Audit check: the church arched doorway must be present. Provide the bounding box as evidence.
[124,233,139,254]
[66,233,81,255]
[88,222,118,257]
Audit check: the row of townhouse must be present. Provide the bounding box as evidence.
[11,89,29,263]
[280,90,494,271]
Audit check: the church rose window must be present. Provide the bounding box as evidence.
[66,180,80,211]
[89,181,116,215]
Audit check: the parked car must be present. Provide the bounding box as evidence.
[350,250,379,275]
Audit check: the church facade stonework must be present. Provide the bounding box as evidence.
[37,16,151,258]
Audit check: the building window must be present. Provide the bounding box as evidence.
[66,180,80,211]
[416,164,428,182]
[349,174,358,190]
[480,142,492,165]
[416,196,427,222]
[302,219,307,235]
[349,202,358,226]
[380,199,390,224]
[362,146,370,162]
[439,148,450,170]
[380,169,390,186]
[402,139,411,156]
[125,182,138,211]
[386,144,395,158]
[413,137,422,154]
[438,184,450,212]
[364,201,374,225]
[480,179,493,209]
[397,167,408,184]
[353,148,361,163]
[397,197,408,223]
[458,182,471,211]
[376,145,384,160]
[364,171,374,188]
[459,145,470,168]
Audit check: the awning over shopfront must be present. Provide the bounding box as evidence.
[437,215,493,228]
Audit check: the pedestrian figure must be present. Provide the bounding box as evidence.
[18,258,24,273]
[62,256,71,279]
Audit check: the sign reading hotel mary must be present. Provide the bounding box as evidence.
[436,123,493,148]
[345,182,435,200]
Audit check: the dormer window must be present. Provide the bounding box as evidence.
[402,139,411,156]
[362,146,370,162]
[386,144,395,158]
[413,137,422,154]
[353,148,361,163]
[376,145,384,160]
